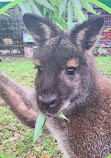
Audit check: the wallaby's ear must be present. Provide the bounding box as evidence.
[23,14,59,47]
[70,17,104,51]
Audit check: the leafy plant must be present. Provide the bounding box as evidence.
[18,0,111,29]
[0,0,26,15]
[0,0,111,29]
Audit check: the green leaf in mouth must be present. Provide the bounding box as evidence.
[58,112,70,122]
[33,112,69,144]
[33,112,46,144]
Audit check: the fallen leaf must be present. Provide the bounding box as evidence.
[9,135,20,141]
[34,146,41,151]
[27,154,36,158]
[37,138,42,144]
[0,145,5,150]
[41,154,50,158]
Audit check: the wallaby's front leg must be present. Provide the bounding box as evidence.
[0,71,37,128]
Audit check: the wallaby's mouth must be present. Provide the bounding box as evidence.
[37,93,61,115]
[37,96,70,116]
[38,102,61,116]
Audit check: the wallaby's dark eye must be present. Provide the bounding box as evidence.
[66,67,76,75]
[34,66,42,73]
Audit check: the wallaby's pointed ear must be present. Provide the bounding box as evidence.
[23,14,58,47]
[70,17,104,51]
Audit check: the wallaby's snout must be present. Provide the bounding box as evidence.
[37,91,60,115]
[38,93,57,108]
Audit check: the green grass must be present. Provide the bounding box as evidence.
[0,56,111,158]
[95,56,111,77]
[0,59,35,88]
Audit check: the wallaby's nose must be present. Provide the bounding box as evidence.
[38,94,57,108]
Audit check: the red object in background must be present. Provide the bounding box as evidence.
[101,32,111,36]
[104,37,111,41]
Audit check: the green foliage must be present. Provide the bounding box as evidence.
[33,112,46,144]
[33,111,69,144]
[59,0,67,18]
[0,59,35,88]
[72,1,86,22]
[0,0,111,29]
[0,0,26,15]
[98,0,111,8]
[88,0,111,14]
[58,113,69,121]
[79,0,97,14]
[106,154,111,158]
[67,1,73,29]
[35,0,55,10]
[0,151,7,158]
[95,56,111,77]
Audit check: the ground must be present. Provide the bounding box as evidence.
[0,57,111,158]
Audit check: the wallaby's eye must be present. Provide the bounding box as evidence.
[34,66,43,73]
[66,67,76,75]
[34,60,42,73]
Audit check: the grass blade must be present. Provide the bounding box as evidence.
[33,112,46,144]
[0,151,7,158]
[106,154,111,158]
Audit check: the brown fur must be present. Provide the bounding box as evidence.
[66,58,79,68]
[0,14,111,158]
[34,60,41,66]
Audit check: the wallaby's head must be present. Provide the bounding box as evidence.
[23,14,104,116]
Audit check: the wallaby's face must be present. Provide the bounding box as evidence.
[23,14,104,116]
[34,37,83,115]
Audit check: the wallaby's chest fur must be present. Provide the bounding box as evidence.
[46,77,111,158]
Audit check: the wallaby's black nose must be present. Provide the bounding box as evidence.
[38,94,57,108]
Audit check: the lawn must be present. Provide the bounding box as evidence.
[0,56,111,158]
[96,56,111,77]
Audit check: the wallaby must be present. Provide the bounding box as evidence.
[0,14,111,158]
